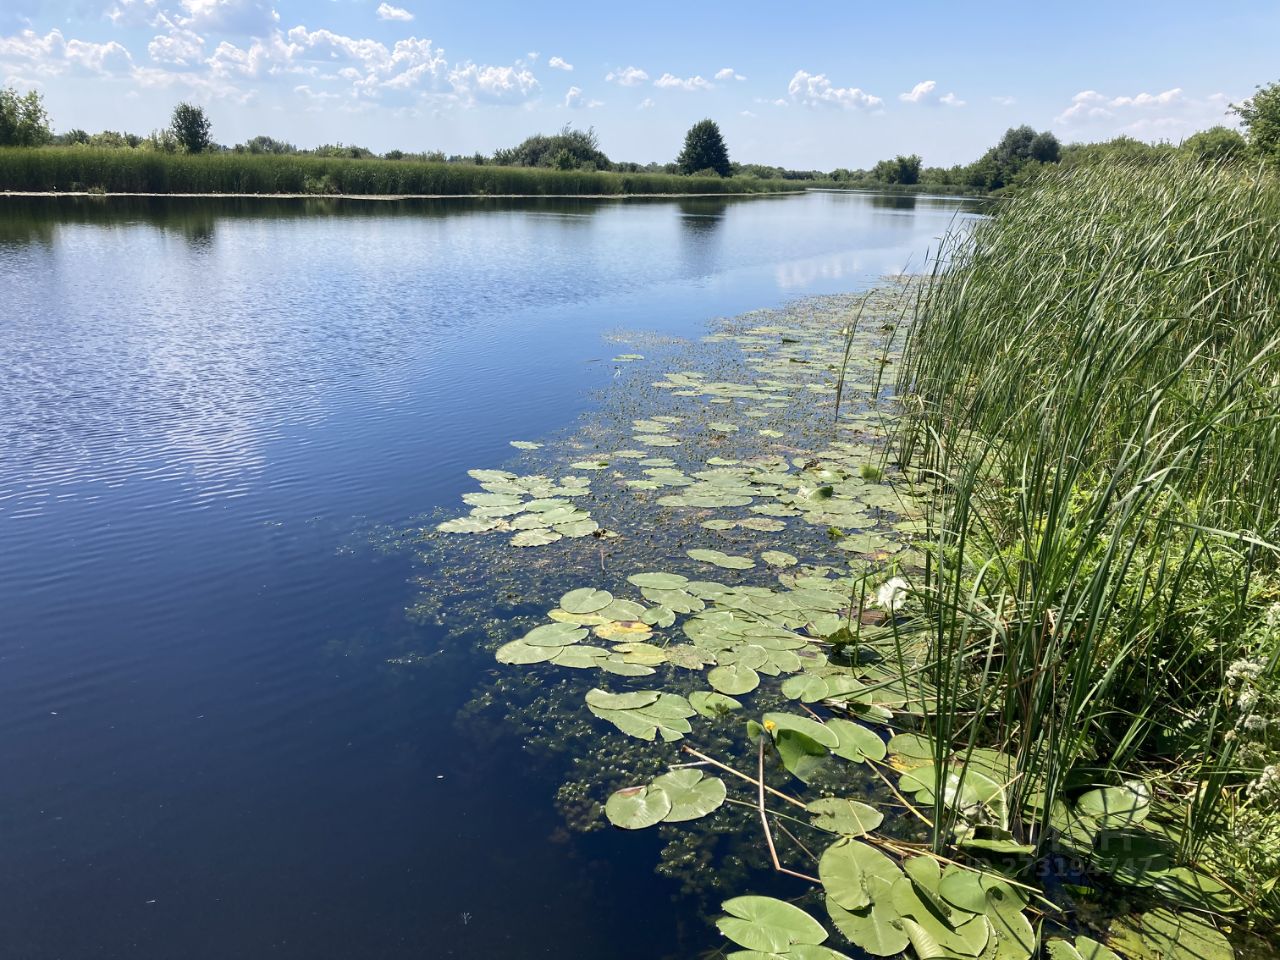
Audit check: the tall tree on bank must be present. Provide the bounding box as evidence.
[170,102,212,154]
[678,119,731,177]
[1232,80,1280,168]
[0,86,53,147]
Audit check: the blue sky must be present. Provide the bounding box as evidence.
[2,0,1277,168]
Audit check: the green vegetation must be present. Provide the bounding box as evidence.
[492,124,612,171]
[0,86,53,147]
[677,118,732,178]
[1231,79,1280,168]
[894,156,1280,936]
[169,102,213,154]
[0,147,803,195]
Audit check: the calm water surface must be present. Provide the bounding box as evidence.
[0,191,983,958]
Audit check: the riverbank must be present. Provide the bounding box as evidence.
[0,147,804,197]
[0,189,805,201]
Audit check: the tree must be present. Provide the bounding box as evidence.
[677,119,731,177]
[1029,131,1061,164]
[1183,126,1247,164]
[870,154,921,185]
[0,86,53,147]
[1231,81,1280,167]
[169,102,212,153]
[493,125,610,170]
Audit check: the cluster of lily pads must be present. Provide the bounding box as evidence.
[435,468,600,547]
[423,290,1244,960]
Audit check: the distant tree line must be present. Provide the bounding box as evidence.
[5,80,1280,189]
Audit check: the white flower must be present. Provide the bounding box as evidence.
[875,577,910,612]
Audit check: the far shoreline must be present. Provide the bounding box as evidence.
[0,189,807,201]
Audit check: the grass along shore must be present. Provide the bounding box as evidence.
[0,147,804,197]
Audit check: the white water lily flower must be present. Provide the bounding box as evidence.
[875,576,910,612]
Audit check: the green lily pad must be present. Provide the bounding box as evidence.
[628,572,689,589]
[509,440,542,449]
[1076,781,1150,828]
[494,639,558,665]
[585,688,660,710]
[1108,909,1233,960]
[717,896,829,953]
[511,529,562,547]
[690,690,743,717]
[763,712,840,749]
[560,588,615,614]
[808,798,884,837]
[762,550,799,568]
[437,516,503,534]
[550,644,609,668]
[605,785,672,829]
[819,838,903,910]
[827,718,887,764]
[689,549,757,570]
[782,674,830,702]
[652,769,727,822]
[522,622,588,647]
[826,892,910,958]
[708,663,760,695]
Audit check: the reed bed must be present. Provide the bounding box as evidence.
[890,157,1280,924]
[0,147,803,196]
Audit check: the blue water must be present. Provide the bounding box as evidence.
[0,191,983,959]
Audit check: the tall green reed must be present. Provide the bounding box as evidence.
[892,157,1280,857]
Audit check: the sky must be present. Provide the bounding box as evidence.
[2,1,1278,169]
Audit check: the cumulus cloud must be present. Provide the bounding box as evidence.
[899,79,964,107]
[1055,86,1234,138]
[564,85,601,108]
[179,0,279,35]
[105,0,159,27]
[375,3,414,22]
[548,55,572,71]
[148,14,205,66]
[448,61,538,103]
[654,72,710,91]
[714,67,745,81]
[605,65,647,86]
[637,97,654,109]
[0,27,134,75]
[788,70,881,110]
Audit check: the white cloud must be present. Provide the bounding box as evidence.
[375,3,414,22]
[637,97,654,109]
[564,85,601,109]
[740,109,755,117]
[654,72,710,92]
[788,70,881,110]
[148,14,204,66]
[898,79,936,103]
[1054,86,1235,138]
[899,79,965,107]
[548,55,572,71]
[105,0,159,27]
[992,95,1016,106]
[714,67,745,81]
[0,27,134,75]
[448,61,538,103]
[179,0,279,35]
[605,64,647,86]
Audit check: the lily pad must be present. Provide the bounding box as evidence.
[628,572,689,589]
[690,690,743,717]
[511,529,562,547]
[826,718,887,764]
[605,785,672,829]
[708,663,760,695]
[494,639,558,665]
[652,769,727,822]
[437,516,503,534]
[689,548,757,570]
[1108,909,1233,960]
[819,838,903,910]
[560,588,615,614]
[1076,781,1150,828]
[717,896,829,953]
[762,550,799,568]
[763,712,840,749]
[808,797,884,837]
